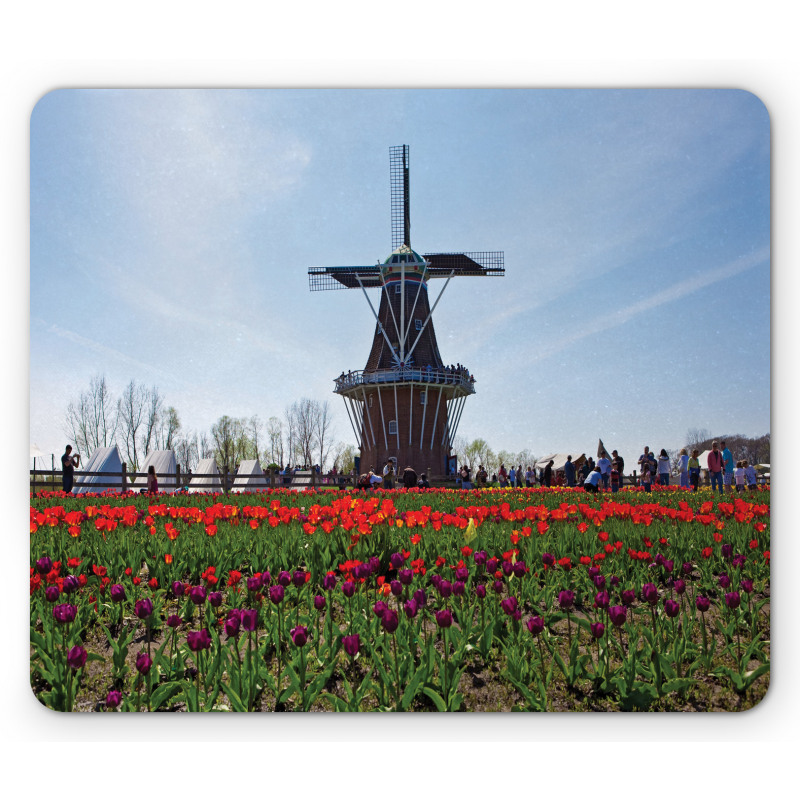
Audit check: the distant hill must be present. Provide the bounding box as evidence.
[685,433,770,465]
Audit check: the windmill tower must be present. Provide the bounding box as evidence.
[308,145,504,478]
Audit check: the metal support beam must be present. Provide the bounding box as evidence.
[377,386,388,450]
[405,269,455,364]
[419,386,428,449]
[357,274,400,364]
[361,385,376,449]
[431,386,444,450]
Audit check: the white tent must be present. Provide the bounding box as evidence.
[533,453,587,472]
[188,458,224,493]
[231,459,267,493]
[140,450,178,494]
[74,445,124,494]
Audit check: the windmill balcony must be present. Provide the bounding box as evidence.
[334,366,476,395]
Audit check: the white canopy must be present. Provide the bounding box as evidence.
[188,458,224,493]
[533,453,587,472]
[74,445,124,494]
[231,459,267,493]
[140,450,178,493]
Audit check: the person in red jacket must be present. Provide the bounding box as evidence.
[707,441,724,494]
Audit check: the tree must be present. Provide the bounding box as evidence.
[141,385,164,456]
[313,399,333,469]
[211,415,238,470]
[116,380,148,470]
[63,374,118,458]
[156,406,181,451]
[175,431,199,473]
[266,416,284,466]
[249,415,263,462]
[332,442,357,473]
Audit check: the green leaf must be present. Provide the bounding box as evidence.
[150,681,183,711]
[222,682,248,712]
[400,669,425,711]
[421,687,447,712]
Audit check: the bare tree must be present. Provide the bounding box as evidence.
[266,416,284,466]
[141,385,164,456]
[116,380,148,470]
[156,406,181,451]
[211,415,238,470]
[284,404,298,467]
[175,430,199,473]
[249,415,263,462]
[199,431,213,460]
[313,399,333,469]
[63,374,118,458]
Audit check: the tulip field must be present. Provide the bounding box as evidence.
[30,484,770,712]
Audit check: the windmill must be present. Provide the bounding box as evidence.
[308,145,504,478]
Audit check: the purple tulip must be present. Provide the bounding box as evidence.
[542,553,555,567]
[721,544,733,560]
[105,690,122,709]
[246,576,261,593]
[588,566,600,579]
[269,584,285,605]
[189,586,207,606]
[501,596,519,616]
[381,609,399,634]
[172,581,184,598]
[641,583,659,606]
[290,625,309,647]
[292,570,307,589]
[109,584,126,603]
[398,568,414,586]
[682,562,693,575]
[404,598,418,618]
[277,571,291,587]
[373,601,389,618]
[45,586,60,603]
[453,581,466,597]
[594,590,610,610]
[696,596,710,613]
[527,616,544,635]
[208,591,223,608]
[62,575,80,594]
[590,622,605,639]
[134,598,154,619]
[501,561,513,577]
[473,550,487,566]
[558,590,575,610]
[341,580,355,598]
[322,573,337,591]
[475,584,486,600]
[35,556,52,575]
[593,574,606,589]
[740,578,754,594]
[435,609,452,628]
[664,559,674,574]
[53,603,77,624]
[314,594,326,611]
[609,575,620,587]
[486,558,499,574]
[224,615,241,637]
[390,580,403,597]
[493,579,504,594]
[187,628,212,652]
[673,579,686,596]
[259,570,272,586]
[725,591,741,610]
[608,605,627,627]
[342,633,360,657]
[664,598,680,618]
[241,609,258,632]
[368,556,381,574]
[454,566,469,582]
[390,552,405,570]
[438,580,452,599]
[413,588,427,607]
[67,645,87,670]
[353,563,370,580]
[732,554,747,569]
[135,651,153,675]
[512,561,527,578]
[718,574,731,589]
[621,589,636,607]
[430,574,442,590]
[167,614,182,628]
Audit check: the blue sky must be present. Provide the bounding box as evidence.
[29,88,770,465]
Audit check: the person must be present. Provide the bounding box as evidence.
[640,457,652,493]
[476,465,488,487]
[402,466,418,489]
[678,448,690,489]
[460,464,472,490]
[583,466,602,494]
[721,440,735,494]
[610,464,620,493]
[61,445,80,493]
[382,459,395,489]
[508,465,516,488]
[498,464,508,488]
[543,460,554,488]
[357,472,371,492]
[688,449,701,492]
[147,465,159,494]
[369,470,383,490]
[611,450,624,488]
[417,473,430,489]
[657,449,671,486]
[563,455,576,487]
[689,450,700,492]
[579,456,591,483]
[744,460,757,492]
[637,447,651,476]
[734,460,746,493]
[707,441,724,494]
[516,465,524,488]
[596,452,611,489]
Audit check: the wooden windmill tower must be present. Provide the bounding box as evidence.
[308,145,504,478]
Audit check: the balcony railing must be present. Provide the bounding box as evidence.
[334,366,475,394]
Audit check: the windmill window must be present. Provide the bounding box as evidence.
[392,255,399,263]
[369,394,373,407]
[395,284,402,294]
[420,391,427,405]
[415,318,423,331]
[389,420,398,435]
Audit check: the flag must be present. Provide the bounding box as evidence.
[597,439,610,460]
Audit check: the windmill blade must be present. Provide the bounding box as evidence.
[390,145,410,250]
[308,265,382,291]
[423,251,505,277]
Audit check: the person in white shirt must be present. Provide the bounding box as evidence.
[734,461,746,493]
[744,461,757,491]
[678,448,690,489]
[596,454,611,489]
[369,471,383,489]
